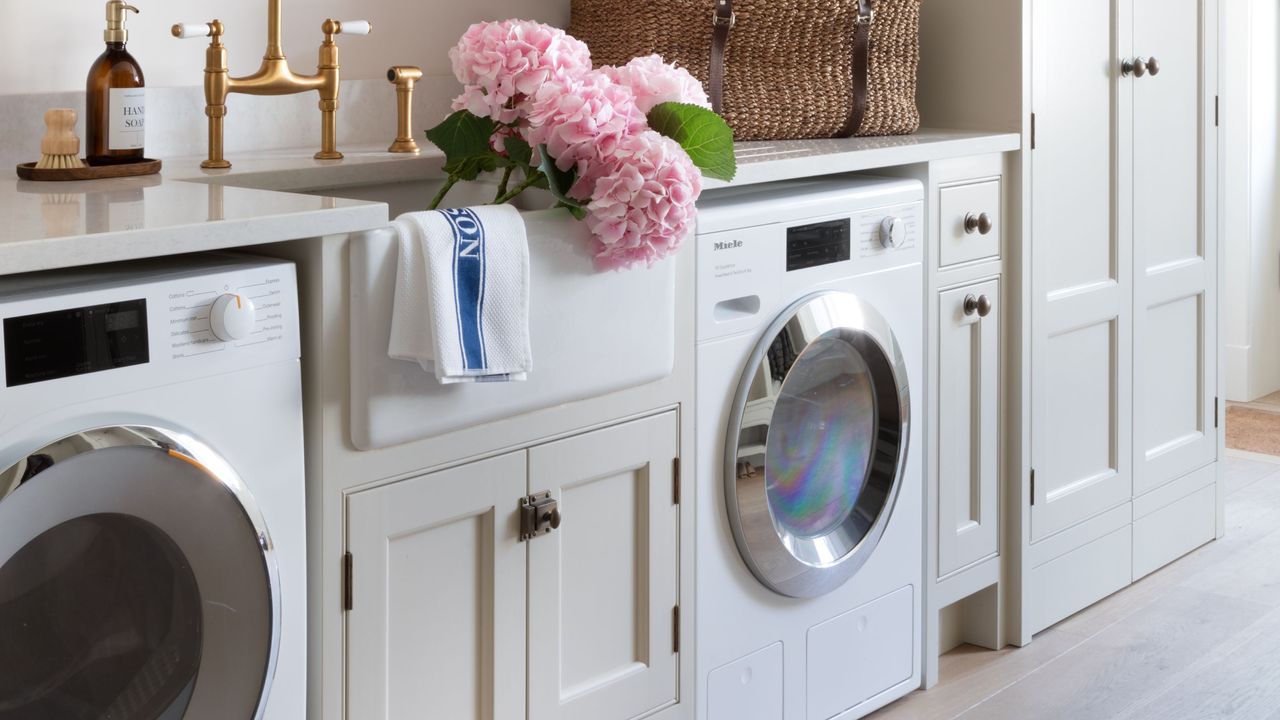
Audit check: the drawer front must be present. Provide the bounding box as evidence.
[939,180,1001,268]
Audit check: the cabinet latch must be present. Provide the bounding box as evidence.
[519,491,562,541]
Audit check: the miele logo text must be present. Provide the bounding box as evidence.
[714,240,743,251]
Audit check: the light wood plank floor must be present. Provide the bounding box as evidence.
[870,451,1280,720]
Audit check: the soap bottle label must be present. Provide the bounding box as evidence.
[108,87,146,150]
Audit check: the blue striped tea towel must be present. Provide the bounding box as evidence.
[388,205,532,384]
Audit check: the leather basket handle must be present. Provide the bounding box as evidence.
[707,0,874,138]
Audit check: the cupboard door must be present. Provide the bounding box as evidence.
[527,412,680,720]
[1132,0,1217,495]
[347,453,528,720]
[938,279,1001,576]
[1030,0,1134,540]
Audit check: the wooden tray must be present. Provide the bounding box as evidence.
[16,158,162,182]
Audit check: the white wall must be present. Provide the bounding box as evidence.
[4,1,568,96]
[1224,0,1280,402]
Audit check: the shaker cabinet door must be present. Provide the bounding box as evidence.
[1029,0,1135,541]
[346,452,529,720]
[938,280,1001,577]
[527,411,681,720]
[1132,0,1217,495]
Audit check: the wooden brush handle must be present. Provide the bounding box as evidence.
[41,109,80,157]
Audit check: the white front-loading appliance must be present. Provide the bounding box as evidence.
[0,255,305,719]
[695,177,924,720]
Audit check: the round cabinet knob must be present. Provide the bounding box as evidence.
[1123,57,1148,77]
[964,212,994,235]
[880,216,907,249]
[543,508,562,530]
[963,294,994,318]
[1146,56,1161,77]
[210,293,256,341]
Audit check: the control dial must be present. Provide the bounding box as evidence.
[210,293,256,342]
[879,216,907,249]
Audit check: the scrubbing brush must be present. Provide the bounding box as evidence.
[34,109,87,170]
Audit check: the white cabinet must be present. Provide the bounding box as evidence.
[1026,0,1217,634]
[345,412,681,720]
[937,279,1001,577]
[527,414,680,720]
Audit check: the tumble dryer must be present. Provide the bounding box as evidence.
[695,177,924,719]
[0,255,305,719]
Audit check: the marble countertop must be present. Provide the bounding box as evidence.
[1,129,1020,277]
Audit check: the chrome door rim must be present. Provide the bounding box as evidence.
[724,291,911,598]
[0,425,281,720]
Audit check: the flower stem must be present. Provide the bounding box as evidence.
[492,170,543,205]
[428,175,460,210]
[494,166,515,201]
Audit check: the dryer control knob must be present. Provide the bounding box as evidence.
[879,216,906,249]
[210,293,256,342]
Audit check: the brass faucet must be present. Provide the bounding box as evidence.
[173,0,371,169]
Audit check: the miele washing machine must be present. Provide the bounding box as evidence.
[694,177,924,720]
[0,254,306,719]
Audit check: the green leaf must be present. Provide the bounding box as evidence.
[425,110,502,181]
[646,102,737,182]
[503,136,534,169]
[537,144,587,213]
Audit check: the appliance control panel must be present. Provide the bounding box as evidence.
[694,176,924,343]
[0,255,299,395]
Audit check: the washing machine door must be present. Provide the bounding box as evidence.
[0,426,278,720]
[726,291,910,598]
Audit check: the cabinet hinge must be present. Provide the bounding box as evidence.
[1030,470,1036,507]
[342,552,354,612]
[1215,95,1220,127]
[1030,113,1037,150]
[1215,397,1220,428]
[673,605,681,653]
[673,457,682,504]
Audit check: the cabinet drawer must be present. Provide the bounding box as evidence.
[939,180,1001,268]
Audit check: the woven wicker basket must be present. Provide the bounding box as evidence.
[570,0,922,141]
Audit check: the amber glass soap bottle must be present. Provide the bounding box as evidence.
[86,0,145,165]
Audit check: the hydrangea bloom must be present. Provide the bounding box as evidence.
[524,71,647,199]
[585,131,702,271]
[599,54,712,114]
[449,20,593,124]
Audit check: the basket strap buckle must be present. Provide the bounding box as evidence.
[712,2,736,29]
[855,0,875,26]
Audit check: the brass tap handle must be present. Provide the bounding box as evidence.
[388,66,422,154]
[323,18,372,42]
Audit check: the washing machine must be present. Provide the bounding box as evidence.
[695,177,924,720]
[0,254,305,719]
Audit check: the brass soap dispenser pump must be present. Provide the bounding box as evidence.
[87,0,145,165]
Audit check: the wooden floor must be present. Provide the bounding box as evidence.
[870,450,1280,720]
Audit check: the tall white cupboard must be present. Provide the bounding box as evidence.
[1019,0,1221,637]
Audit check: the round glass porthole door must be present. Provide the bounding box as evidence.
[0,426,279,720]
[725,292,910,598]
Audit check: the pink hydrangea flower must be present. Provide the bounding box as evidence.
[599,54,711,114]
[585,131,703,271]
[524,71,647,199]
[449,20,593,124]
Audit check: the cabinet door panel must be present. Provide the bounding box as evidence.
[528,412,680,720]
[347,453,528,720]
[1031,0,1134,541]
[1133,0,1216,495]
[938,279,1001,576]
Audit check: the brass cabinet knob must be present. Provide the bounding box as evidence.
[964,294,993,318]
[965,212,994,235]
[1147,56,1161,76]
[544,507,562,530]
[1122,57,1148,77]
